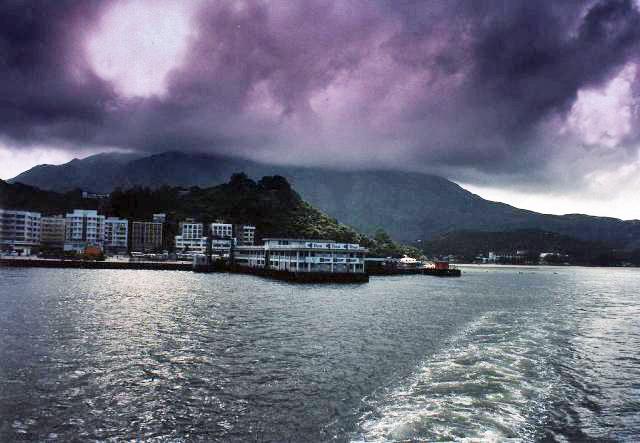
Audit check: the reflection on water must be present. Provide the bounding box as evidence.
[0,266,639,441]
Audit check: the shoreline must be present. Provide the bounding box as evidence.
[0,257,460,280]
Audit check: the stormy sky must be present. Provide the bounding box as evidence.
[2,0,640,219]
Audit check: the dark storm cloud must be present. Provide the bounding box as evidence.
[0,1,115,141]
[1,0,640,187]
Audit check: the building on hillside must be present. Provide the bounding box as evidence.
[235,238,367,273]
[82,191,110,199]
[210,222,233,239]
[64,209,105,253]
[175,219,208,254]
[104,217,129,254]
[40,215,66,250]
[0,209,41,255]
[239,224,256,245]
[131,221,163,252]
[152,213,166,223]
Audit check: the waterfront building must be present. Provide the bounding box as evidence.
[131,221,163,252]
[211,222,233,239]
[239,224,256,245]
[104,217,129,254]
[0,209,41,255]
[40,215,66,249]
[212,238,234,256]
[175,219,208,254]
[64,209,105,253]
[235,238,367,273]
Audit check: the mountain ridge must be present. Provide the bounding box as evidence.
[9,151,640,248]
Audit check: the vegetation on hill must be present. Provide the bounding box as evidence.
[1,176,420,257]
[0,180,96,214]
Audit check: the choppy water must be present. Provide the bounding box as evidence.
[0,266,639,441]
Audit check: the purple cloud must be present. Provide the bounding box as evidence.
[1,0,640,190]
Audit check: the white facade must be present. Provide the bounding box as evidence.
[235,238,367,273]
[64,209,105,252]
[212,238,234,256]
[175,236,208,254]
[241,225,256,245]
[211,222,233,239]
[0,209,41,255]
[175,220,207,254]
[104,217,129,252]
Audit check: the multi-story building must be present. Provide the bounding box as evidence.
[239,224,256,245]
[64,209,105,253]
[211,222,233,239]
[40,215,66,249]
[131,221,163,252]
[235,238,367,274]
[175,219,208,254]
[104,217,129,254]
[0,209,41,255]
[211,238,234,257]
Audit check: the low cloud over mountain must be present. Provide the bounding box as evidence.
[2,1,640,196]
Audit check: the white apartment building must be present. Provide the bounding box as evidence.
[40,215,66,249]
[235,238,367,274]
[104,217,129,253]
[0,209,41,255]
[240,225,256,245]
[212,238,234,257]
[210,222,233,239]
[64,209,105,253]
[175,219,207,254]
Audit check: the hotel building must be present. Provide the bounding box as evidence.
[235,238,367,274]
[212,238,234,257]
[175,219,208,254]
[131,221,163,252]
[239,224,256,245]
[0,209,41,255]
[210,222,233,239]
[40,215,66,249]
[64,209,105,253]
[104,217,129,254]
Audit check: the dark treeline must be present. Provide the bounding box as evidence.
[2,176,420,257]
[422,229,636,266]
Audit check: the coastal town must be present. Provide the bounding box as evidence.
[0,206,460,282]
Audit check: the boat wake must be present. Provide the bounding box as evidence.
[354,311,558,442]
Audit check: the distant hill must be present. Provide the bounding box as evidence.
[10,151,640,248]
[11,152,142,193]
[423,229,614,264]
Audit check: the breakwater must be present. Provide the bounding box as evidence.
[0,258,191,271]
[232,265,370,283]
[368,267,461,277]
[1,258,369,283]
[1,258,457,280]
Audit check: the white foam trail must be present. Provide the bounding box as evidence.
[354,312,555,442]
